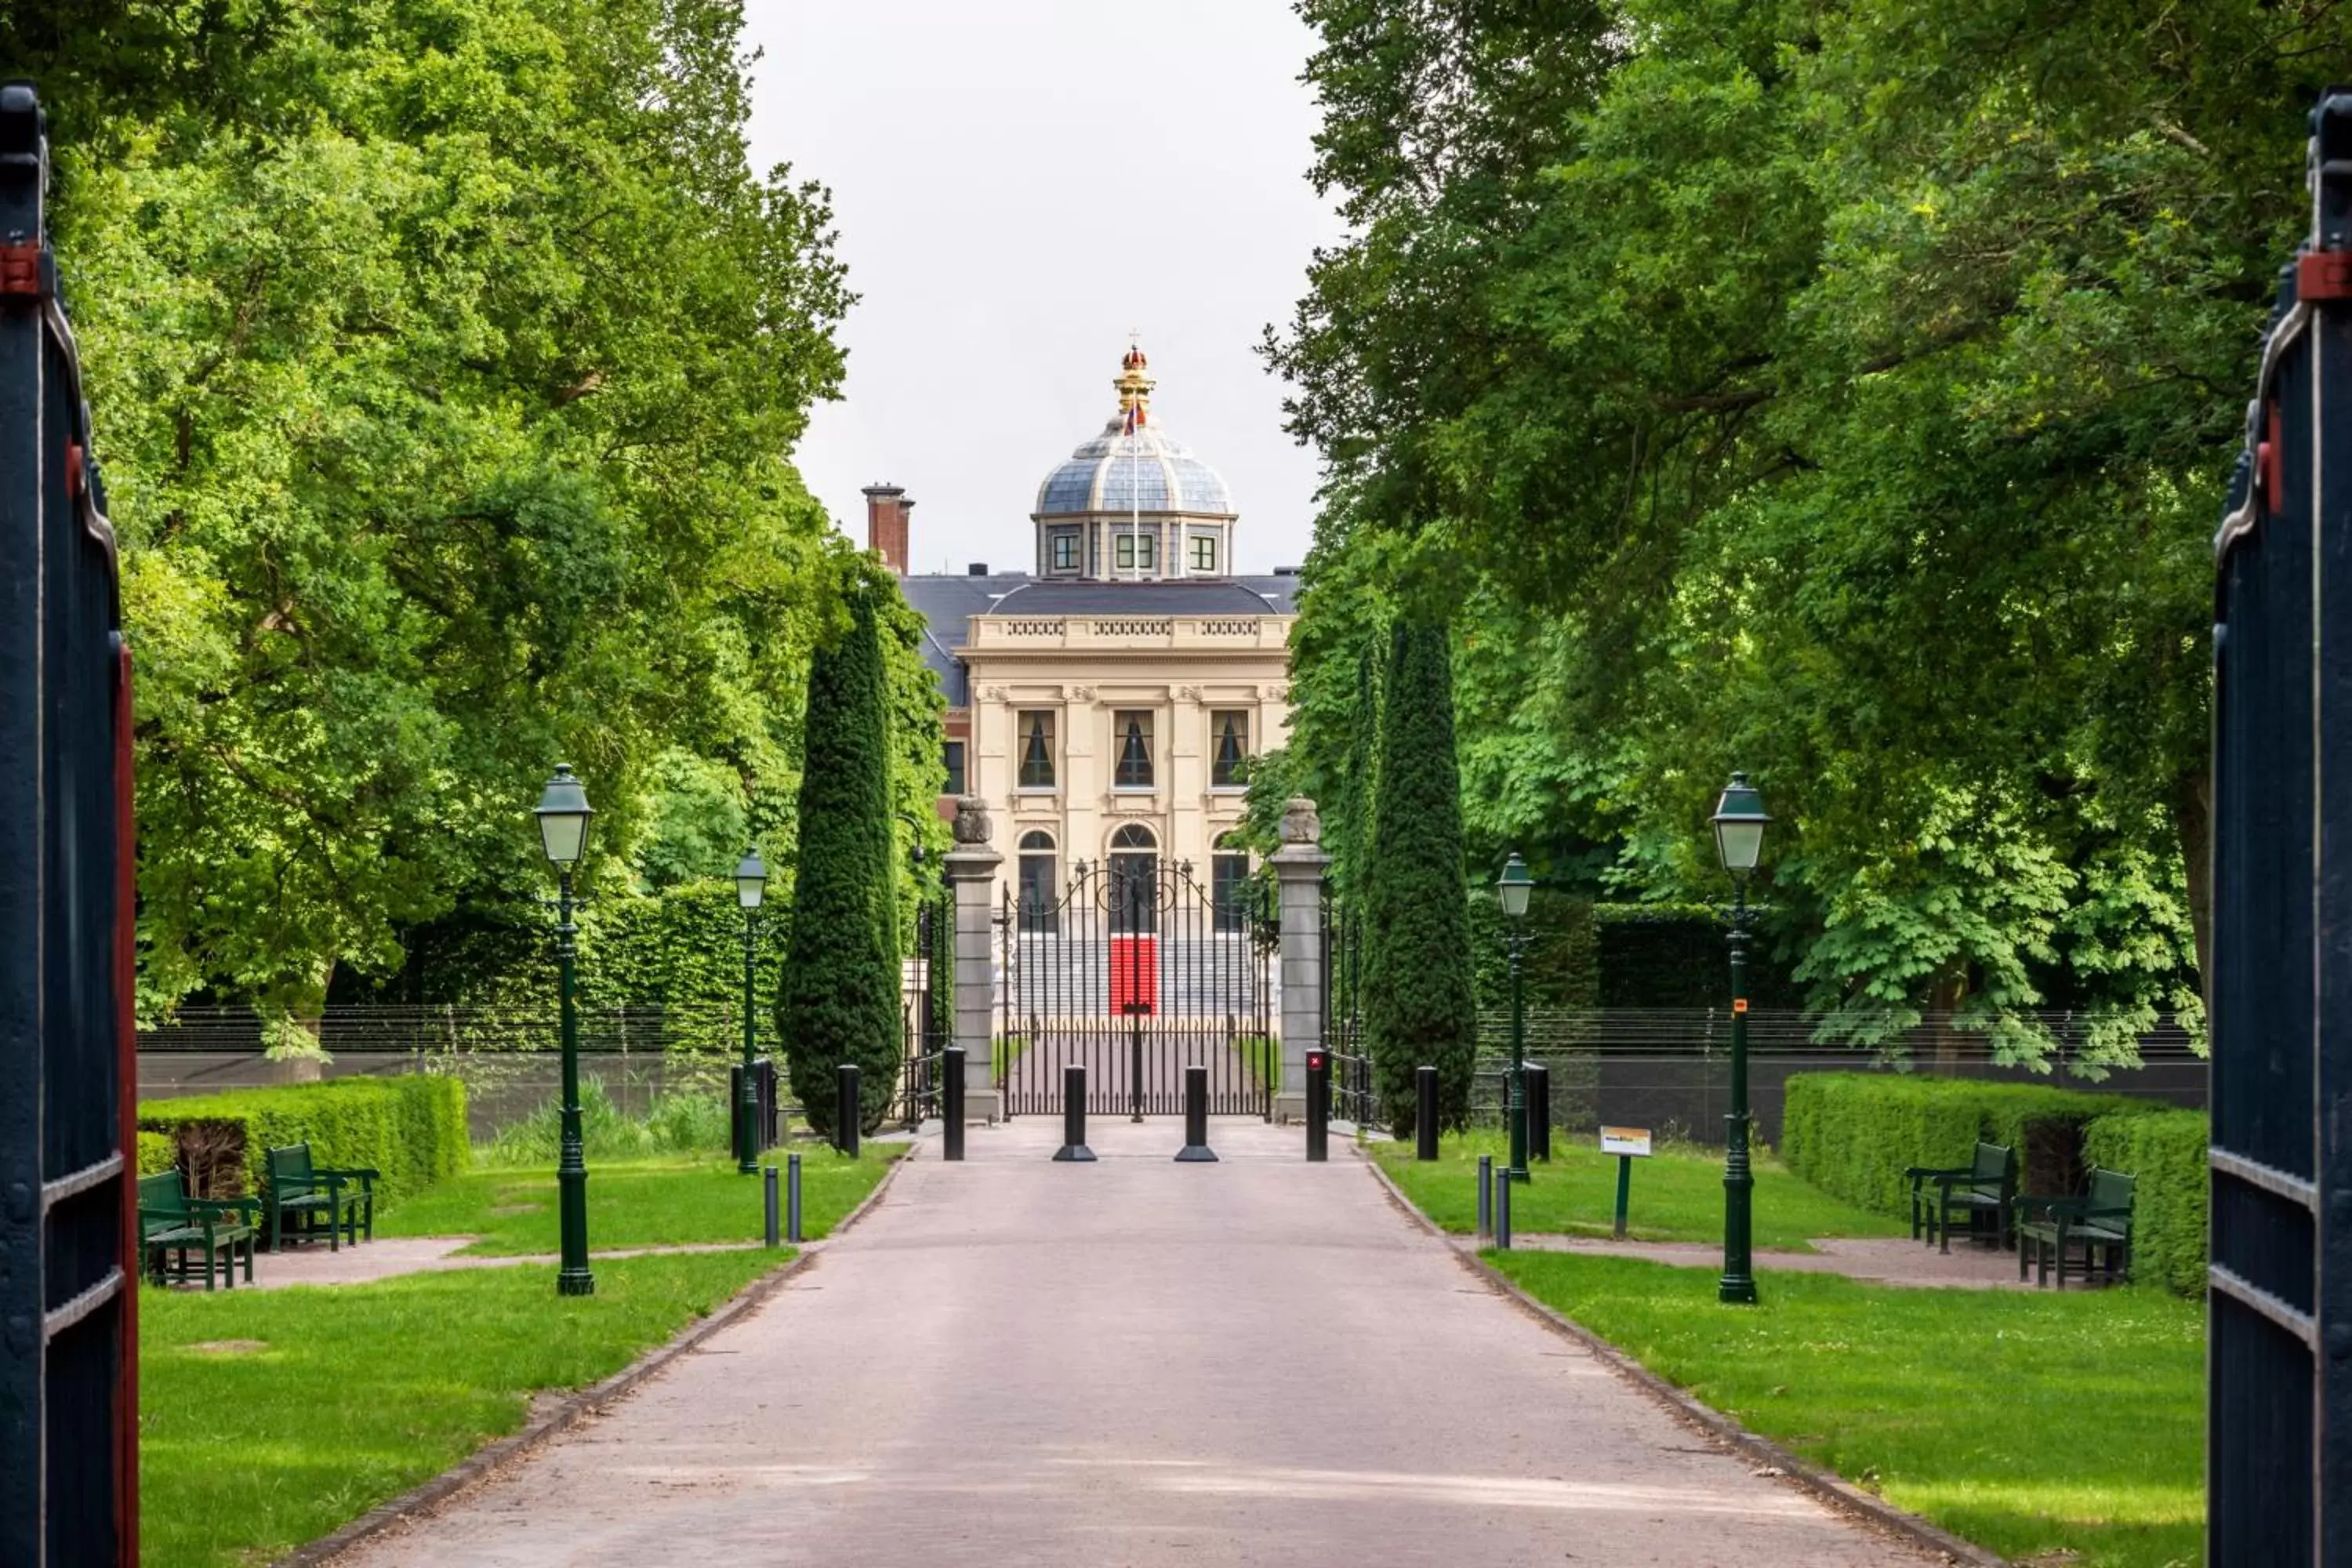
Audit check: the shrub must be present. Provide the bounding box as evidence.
[483,1076,735,1165]
[2084,1108,2209,1295]
[138,1074,466,1203]
[136,1131,178,1175]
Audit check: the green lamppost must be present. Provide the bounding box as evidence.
[1497,851,1534,1182]
[533,764,596,1298]
[1711,771,1769,1306]
[733,846,768,1174]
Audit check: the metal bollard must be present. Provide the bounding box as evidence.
[944,1045,967,1162]
[1175,1064,1218,1162]
[1495,1160,1512,1250]
[1305,1049,1330,1163]
[1526,1063,1551,1162]
[764,1165,780,1247]
[835,1063,861,1157]
[1416,1065,1440,1160]
[1477,1153,1493,1238]
[1053,1063,1096,1161]
[786,1152,804,1243]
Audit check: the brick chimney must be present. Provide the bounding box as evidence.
[862,483,912,575]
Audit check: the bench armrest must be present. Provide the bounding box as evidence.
[2013,1194,2091,1215]
[2078,1205,2134,1221]
[312,1166,378,1185]
[190,1196,261,1220]
[136,1205,191,1226]
[1905,1164,1973,1181]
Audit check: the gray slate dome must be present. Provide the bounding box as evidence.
[1032,345,1237,519]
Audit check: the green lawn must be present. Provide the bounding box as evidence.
[1374,1131,1906,1249]
[378,1146,902,1254]
[142,1249,781,1568]
[1494,1251,2202,1568]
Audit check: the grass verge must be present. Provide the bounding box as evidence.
[141,1248,782,1568]
[1492,1251,2202,1568]
[377,1145,902,1254]
[1374,1131,1905,1248]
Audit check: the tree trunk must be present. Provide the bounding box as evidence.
[2175,766,2212,1009]
[1928,964,1972,1072]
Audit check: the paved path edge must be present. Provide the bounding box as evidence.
[1351,1149,2005,1568]
[276,1144,920,1568]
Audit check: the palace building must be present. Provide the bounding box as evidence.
[877,347,1298,915]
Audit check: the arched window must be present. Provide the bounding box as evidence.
[1107,823,1159,935]
[1212,833,1253,934]
[1018,830,1058,934]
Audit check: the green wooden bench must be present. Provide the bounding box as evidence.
[264,1142,377,1253]
[1905,1140,2015,1254]
[137,1170,259,1290]
[2015,1167,2136,1287]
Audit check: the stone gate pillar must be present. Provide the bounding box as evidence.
[1269,797,1330,1125]
[946,795,1003,1124]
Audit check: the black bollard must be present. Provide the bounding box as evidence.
[944,1045,967,1162]
[1175,1064,1218,1162]
[1495,1159,1513,1249]
[786,1152,804,1243]
[1477,1153,1494,1238]
[1305,1050,1330,1163]
[1053,1063,1096,1161]
[1416,1065,1440,1160]
[835,1063,861,1157]
[1526,1063,1552,1162]
[764,1164,780,1247]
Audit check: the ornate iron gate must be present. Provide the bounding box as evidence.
[1321,883,1375,1127]
[2209,88,2352,1565]
[998,858,1275,1117]
[0,85,140,1568]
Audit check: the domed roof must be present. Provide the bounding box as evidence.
[1032,347,1237,520]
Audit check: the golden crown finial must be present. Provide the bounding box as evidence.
[1115,340,1155,415]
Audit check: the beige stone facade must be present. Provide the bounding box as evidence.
[873,347,1299,907]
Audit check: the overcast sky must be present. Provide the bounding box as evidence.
[741,1,1341,577]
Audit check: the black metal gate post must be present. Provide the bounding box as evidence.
[1526,1063,1551,1162]
[943,1045,966,1162]
[0,83,139,1568]
[835,1065,860,1157]
[1053,1065,1095,1162]
[1175,1065,1217,1162]
[2211,88,2352,1566]
[1305,1050,1330,1163]
[1417,1067,1440,1160]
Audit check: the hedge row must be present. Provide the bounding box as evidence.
[135,1131,177,1176]
[2083,1108,2210,1295]
[1781,1073,2205,1294]
[139,1074,466,1203]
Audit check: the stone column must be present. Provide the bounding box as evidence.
[1268,797,1331,1125]
[946,795,1004,1124]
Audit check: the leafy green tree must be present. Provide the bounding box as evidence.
[777,582,900,1134]
[5,0,855,1038]
[1269,0,2331,1061]
[1361,621,1478,1133]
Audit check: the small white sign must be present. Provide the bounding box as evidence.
[1600,1126,1653,1158]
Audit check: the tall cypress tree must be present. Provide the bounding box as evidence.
[779,590,901,1135]
[1360,619,1477,1136]
[1333,635,1383,899]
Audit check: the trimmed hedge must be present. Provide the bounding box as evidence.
[136,1131,178,1176]
[2084,1109,2209,1295]
[139,1074,466,1203]
[1781,1073,2204,1294]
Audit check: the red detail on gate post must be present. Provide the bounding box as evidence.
[1109,935,1156,1015]
[2300,250,2352,301]
[0,240,39,296]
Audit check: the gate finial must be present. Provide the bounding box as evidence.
[951,794,993,846]
[1279,796,1322,847]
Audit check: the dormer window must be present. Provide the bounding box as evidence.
[1189,534,1217,573]
[1114,532,1158,572]
[1050,528,1080,572]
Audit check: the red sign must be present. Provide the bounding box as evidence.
[1108,934,1156,1014]
[1307,1053,1326,1072]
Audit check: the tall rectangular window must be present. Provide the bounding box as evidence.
[1050,529,1080,572]
[1189,534,1217,572]
[1112,710,1156,789]
[1114,532,1157,571]
[1016,710,1056,789]
[942,740,966,796]
[1210,709,1250,789]
[1212,851,1253,934]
